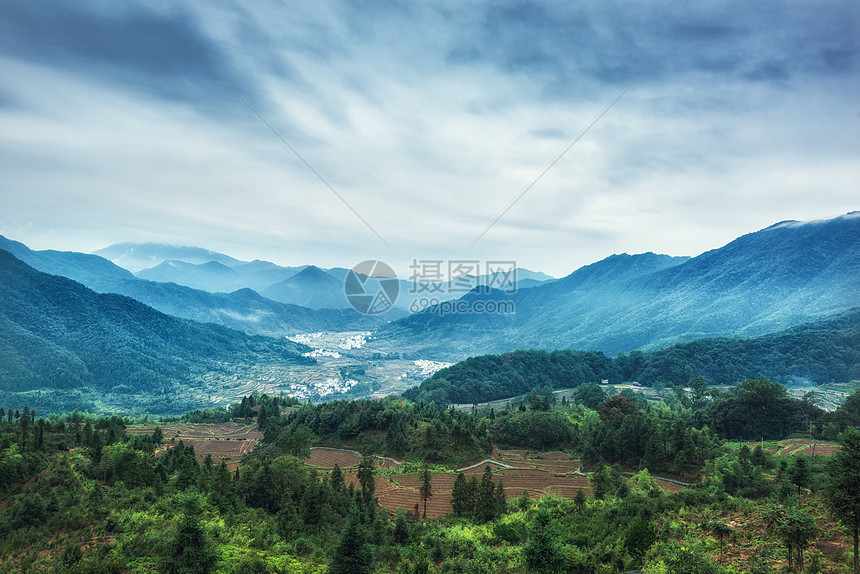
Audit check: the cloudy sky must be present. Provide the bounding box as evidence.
[1,1,857,277]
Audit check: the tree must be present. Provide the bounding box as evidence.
[524,507,564,573]
[393,509,409,545]
[590,465,612,500]
[330,463,344,491]
[708,521,733,560]
[477,465,497,522]
[451,472,468,517]
[625,518,657,565]
[765,503,820,572]
[789,456,810,494]
[329,503,374,574]
[419,466,432,519]
[574,487,586,508]
[356,456,375,503]
[495,479,507,517]
[152,425,164,445]
[160,495,219,574]
[824,428,860,573]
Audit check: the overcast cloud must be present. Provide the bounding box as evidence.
[0,0,857,277]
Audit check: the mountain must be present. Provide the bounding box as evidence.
[403,308,860,406]
[0,250,312,413]
[0,236,381,336]
[261,265,350,309]
[136,260,246,293]
[384,213,860,359]
[94,242,244,272]
[135,258,308,293]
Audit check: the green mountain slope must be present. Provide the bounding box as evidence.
[403,308,860,405]
[0,250,313,412]
[0,235,380,336]
[385,213,860,358]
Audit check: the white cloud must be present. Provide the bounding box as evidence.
[0,0,857,277]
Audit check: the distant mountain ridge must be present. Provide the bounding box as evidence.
[93,242,244,272]
[0,235,380,337]
[0,250,313,413]
[384,212,860,359]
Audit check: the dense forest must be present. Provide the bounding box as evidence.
[1,381,859,573]
[405,308,860,406]
[0,250,314,414]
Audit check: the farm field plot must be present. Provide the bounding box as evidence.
[127,423,261,469]
[739,439,840,457]
[307,448,361,469]
[344,473,455,519]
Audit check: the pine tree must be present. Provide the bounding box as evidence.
[331,463,344,491]
[790,456,810,494]
[574,487,587,508]
[160,496,219,574]
[420,466,433,519]
[451,472,468,517]
[357,456,375,503]
[824,428,860,573]
[152,425,164,445]
[393,509,409,545]
[495,479,507,517]
[478,465,497,523]
[524,507,563,573]
[329,502,374,574]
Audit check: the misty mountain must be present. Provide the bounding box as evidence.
[136,260,246,292]
[94,242,244,272]
[0,250,313,412]
[385,213,860,359]
[261,265,350,309]
[0,235,381,336]
[135,258,308,293]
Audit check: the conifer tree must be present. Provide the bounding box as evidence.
[524,507,563,573]
[824,428,860,573]
[160,495,218,574]
[420,466,433,519]
[329,502,374,574]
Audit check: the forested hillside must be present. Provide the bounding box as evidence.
[404,308,860,406]
[385,213,860,358]
[1,384,859,572]
[0,250,313,413]
[0,236,380,336]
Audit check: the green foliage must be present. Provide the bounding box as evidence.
[524,507,564,573]
[159,494,219,574]
[625,517,656,560]
[329,502,374,574]
[823,427,860,573]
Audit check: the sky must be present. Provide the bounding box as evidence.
[0,1,858,278]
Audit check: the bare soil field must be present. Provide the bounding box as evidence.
[306,448,361,469]
[127,422,262,469]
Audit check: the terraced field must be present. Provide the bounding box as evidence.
[306,448,361,469]
[739,439,841,457]
[127,422,261,469]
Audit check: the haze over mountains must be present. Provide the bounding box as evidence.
[0,235,379,337]
[0,250,312,413]
[0,212,858,379]
[0,212,858,413]
[384,213,860,358]
[96,242,556,312]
